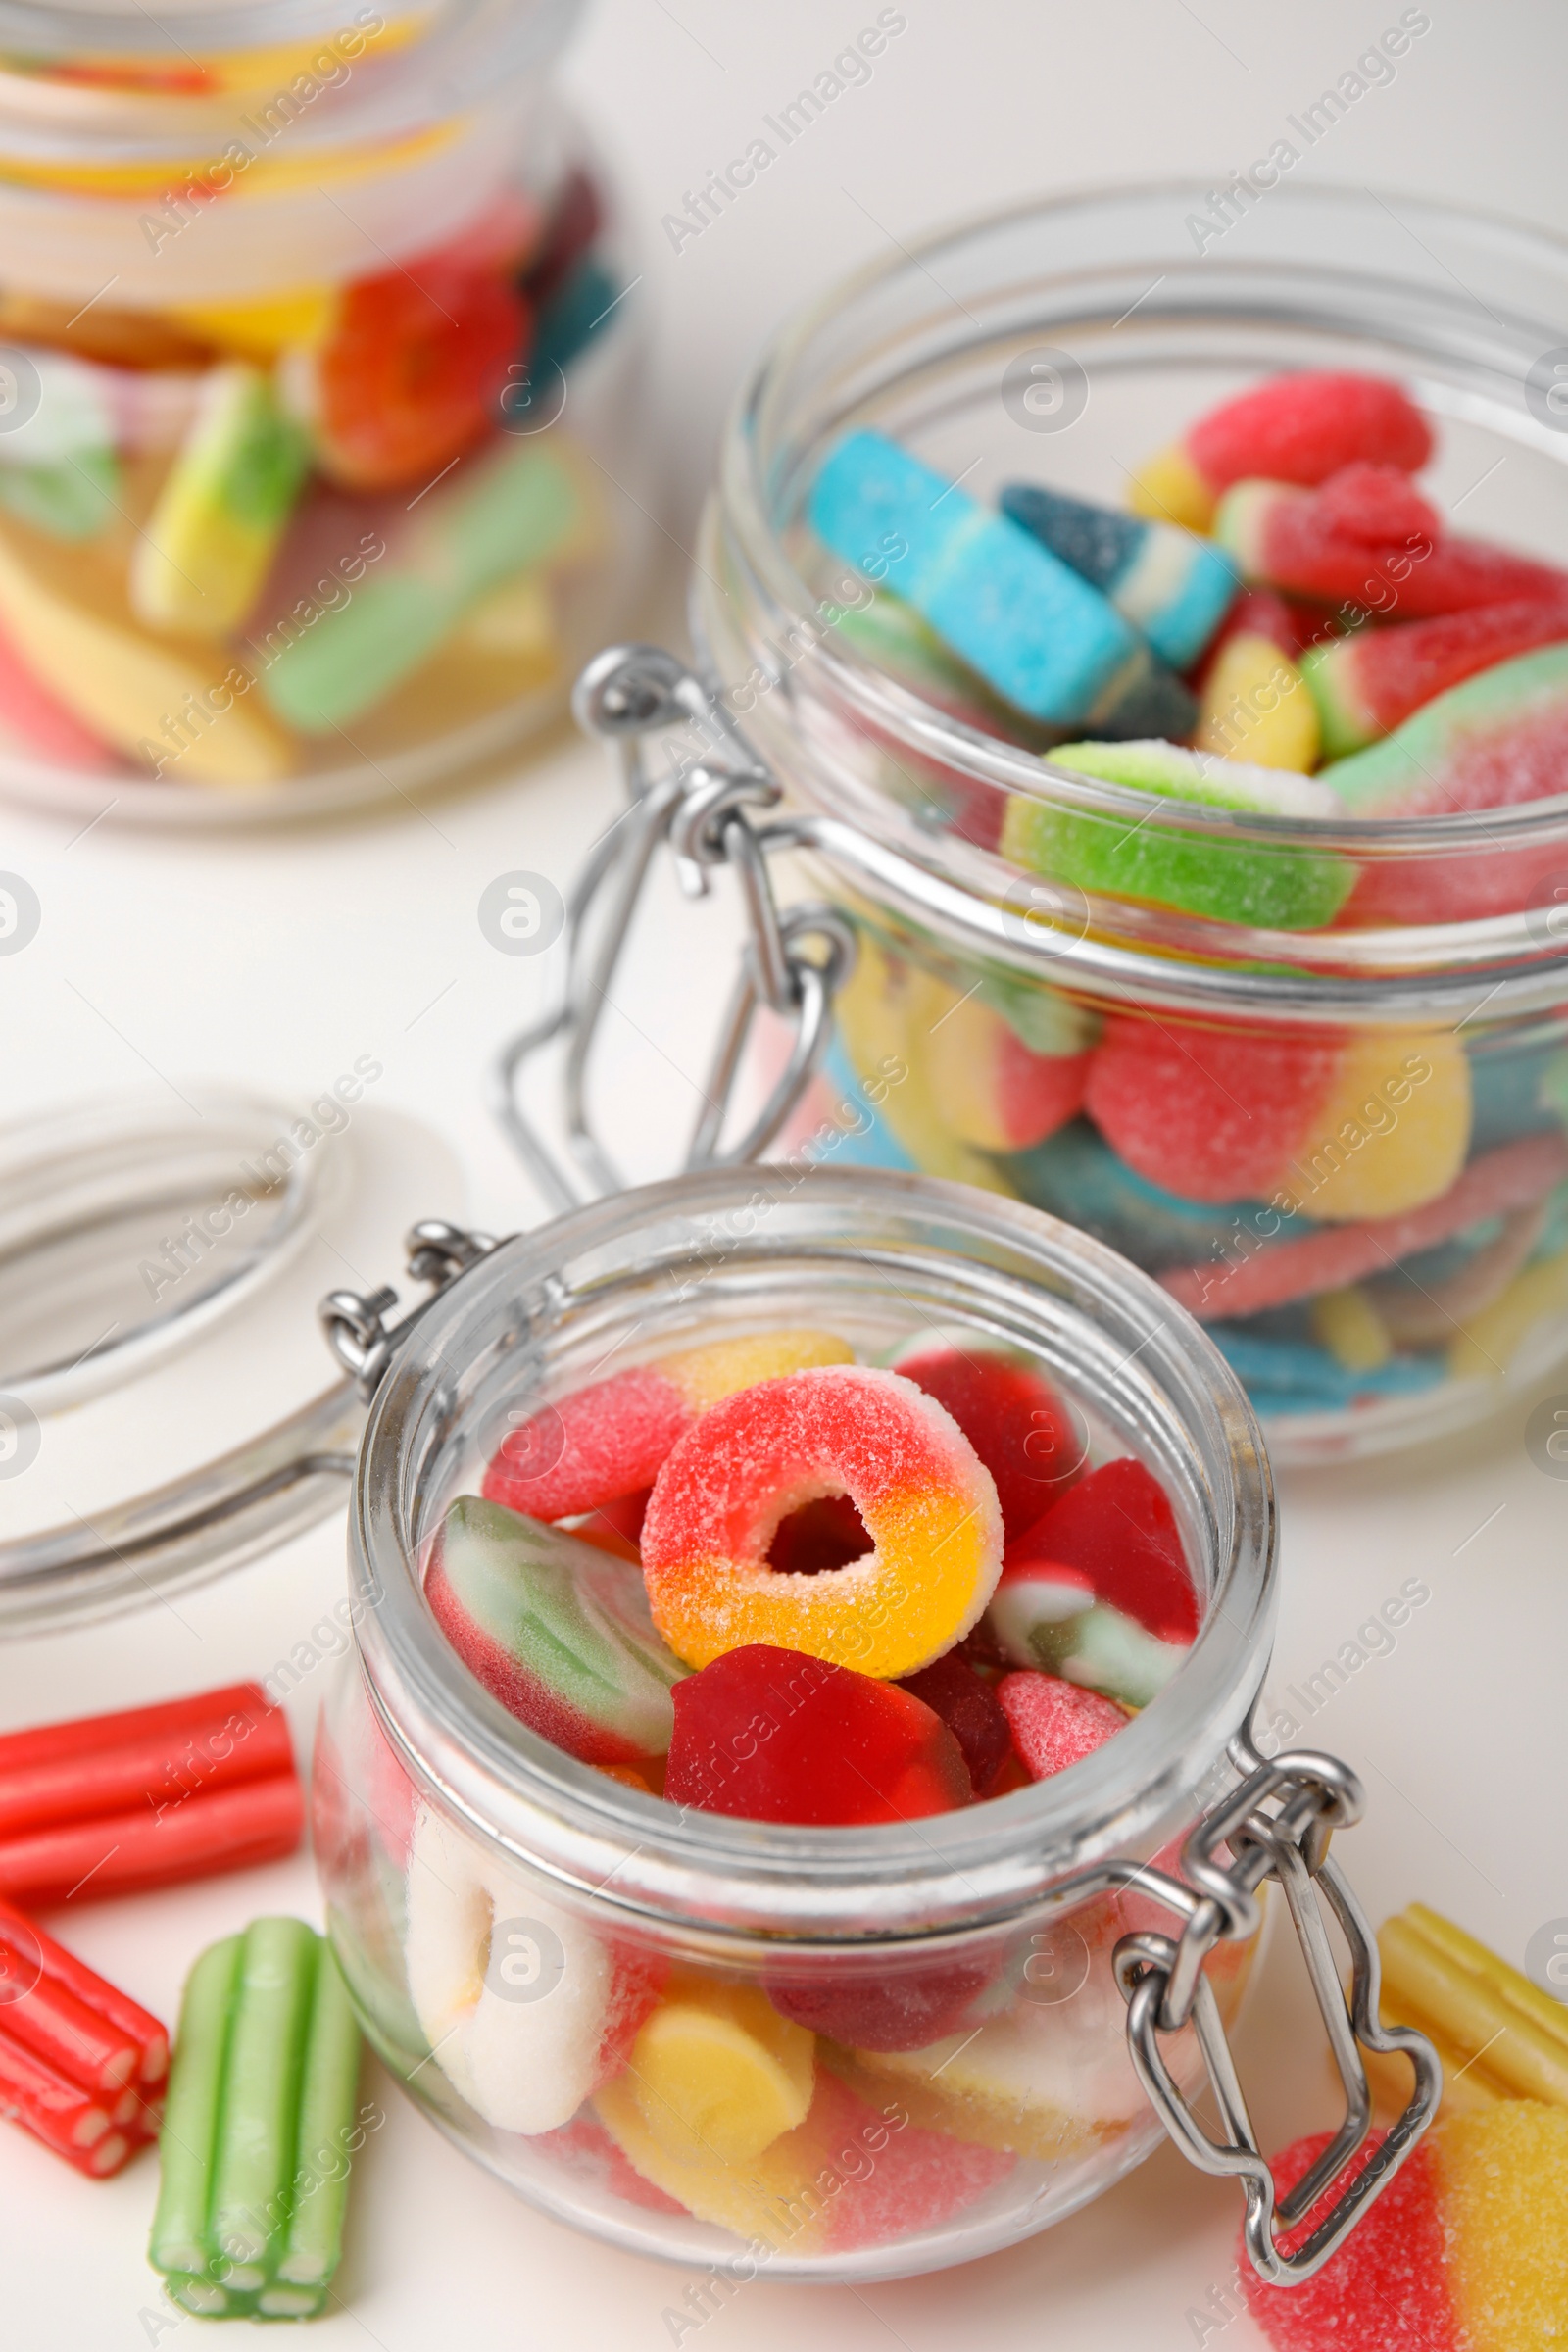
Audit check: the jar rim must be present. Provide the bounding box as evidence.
[349,1166,1275,1945]
[699,178,1568,1017]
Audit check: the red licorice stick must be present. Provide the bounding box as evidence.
[0,1772,304,1909]
[0,1899,168,2087]
[0,2019,135,2176]
[0,1682,293,1841]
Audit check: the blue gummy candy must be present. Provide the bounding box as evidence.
[1001,482,1238,672]
[1206,1324,1448,1413]
[1004,1117,1311,1272]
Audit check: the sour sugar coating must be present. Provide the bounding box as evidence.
[766,1943,997,2054]
[1084,1012,1346,1204]
[895,1650,1012,1795]
[640,1364,1004,1676]
[1005,1458,1200,1643]
[1239,2109,1568,2352]
[893,1343,1084,1538]
[808,429,1197,736]
[130,365,309,636]
[1320,642,1568,816]
[595,2063,1013,2255]
[999,1674,1128,1780]
[1367,1902,1568,2119]
[424,1497,687,1762]
[921,989,1092,1152]
[1001,480,1238,670]
[404,1805,660,2136]
[148,1919,365,2320]
[1193,633,1321,771]
[989,1563,1189,1709]
[1303,597,1568,757]
[483,1327,854,1524]
[1129,370,1433,532]
[1004,739,1353,932]
[1216,464,1567,617]
[664,1645,971,1825]
[0,1899,167,2177]
[615,1974,815,2166]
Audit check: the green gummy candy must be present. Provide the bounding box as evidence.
[1002,738,1355,931]
[0,446,120,540]
[275,1944,363,2290]
[150,1934,243,2279]
[1319,642,1568,813]
[209,1918,318,2273]
[1028,1600,1188,1709]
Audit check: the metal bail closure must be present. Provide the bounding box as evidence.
[319,1221,503,1401]
[491,644,858,1211]
[1111,1736,1443,2286]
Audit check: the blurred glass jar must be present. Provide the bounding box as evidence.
[664,184,1568,1464]
[0,0,651,822]
[316,1168,1298,2280]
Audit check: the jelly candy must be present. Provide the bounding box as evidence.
[536,2113,687,2214]
[640,1366,1004,1675]
[894,1343,1083,1538]
[1320,642,1568,815]
[1004,739,1353,931]
[1000,480,1238,669]
[1159,1131,1568,1319]
[1193,633,1321,770]
[0,606,116,765]
[484,1329,854,1523]
[596,2064,1012,2253]
[617,1974,815,2164]
[258,436,598,732]
[998,1673,1128,1779]
[921,989,1091,1152]
[1005,1458,1200,1642]
[662,1645,972,1824]
[1004,1115,1312,1273]
[1303,596,1568,756]
[172,288,337,364]
[1084,1014,1347,1204]
[1129,369,1433,531]
[282,254,526,492]
[405,1805,660,2135]
[1369,1904,1568,2117]
[0,349,120,540]
[131,364,309,634]
[148,1920,363,2319]
[0,1899,166,2177]
[765,1947,996,2054]
[990,1564,1189,1708]
[1283,1030,1472,1222]
[1216,465,1565,616]
[895,1650,1012,1795]
[808,429,1197,735]
[1239,2109,1568,2352]
[423,1497,687,1763]
[833,933,1010,1192]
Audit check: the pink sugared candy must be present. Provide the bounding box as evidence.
[663,1644,972,1825]
[998,1673,1127,1779]
[1004,1457,1200,1643]
[896,1649,1012,1796]
[896,1344,1083,1538]
[1132,371,1433,531]
[1084,1012,1344,1205]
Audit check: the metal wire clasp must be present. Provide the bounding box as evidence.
[491,645,857,1210]
[319,1221,502,1400]
[1109,1733,1442,2285]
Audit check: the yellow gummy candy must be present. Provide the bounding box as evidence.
[625,1977,814,2165]
[1193,633,1321,771]
[922,991,1017,1152]
[132,364,309,635]
[172,289,337,362]
[1126,442,1214,532]
[1309,1286,1393,1372]
[456,574,559,662]
[1436,2103,1568,2351]
[1379,1904,1568,2109]
[1284,1030,1471,1223]
[595,2070,846,2249]
[835,932,1015,1194]
[1447,1244,1568,1382]
[658,1331,855,1416]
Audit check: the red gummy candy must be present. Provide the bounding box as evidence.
[571,1487,652,1563]
[484,1367,690,1522]
[766,1948,995,2052]
[1006,1457,1200,1642]
[1237,2129,1456,2352]
[306,259,527,491]
[1084,1013,1342,1205]
[897,1347,1083,1539]
[1236,471,1566,618]
[663,1645,971,1826]
[1311,462,1440,547]
[998,1673,1126,1780]
[812,2074,1015,2250]
[1187,371,1432,495]
[1193,587,1306,678]
[896,1651,1012,1797]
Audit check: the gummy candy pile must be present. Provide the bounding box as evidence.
[407,1323,1208,2245]
[0,169,620,791]
[802,373,1568,1426]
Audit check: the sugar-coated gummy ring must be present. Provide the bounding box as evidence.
[640,1365,1004,1677]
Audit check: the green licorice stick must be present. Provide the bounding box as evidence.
[149,1933,243,2280]
[275,1941,363,2288]
[208,1918,318,2275]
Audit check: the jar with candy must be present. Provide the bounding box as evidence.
[312,1167,1438,2283]
[0,0,650,822]
[534,183,1568,1464]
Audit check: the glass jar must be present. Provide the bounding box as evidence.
[312,1165,1434,2282]
[0,0,650,823]
[628,182,1568,1466]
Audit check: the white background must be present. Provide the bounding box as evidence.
[4,1,1568,2345]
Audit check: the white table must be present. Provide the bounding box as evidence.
[4,2,1567,2342]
